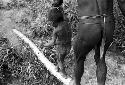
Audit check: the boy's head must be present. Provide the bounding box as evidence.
[48,7,64,27]
[52,0,63,7]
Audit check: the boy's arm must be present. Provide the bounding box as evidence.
[53,26,62,34]
[44,26,62,47]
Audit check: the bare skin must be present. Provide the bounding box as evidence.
[117,0,125,16]
[73,0,115,85]
[52,0,63,7]
[45,0,72,77]
[44,21,72,77]
[44,24,62,47]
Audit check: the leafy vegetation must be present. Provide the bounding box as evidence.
[0,0,125,85]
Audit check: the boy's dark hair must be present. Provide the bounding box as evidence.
[52,0,63,7]
[48,7,64,23]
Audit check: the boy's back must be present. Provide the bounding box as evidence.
[55,21,72,45]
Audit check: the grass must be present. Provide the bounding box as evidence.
[0,0,125,85]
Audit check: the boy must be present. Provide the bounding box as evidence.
[44,7,72,76]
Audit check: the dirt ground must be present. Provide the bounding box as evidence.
[79,50,125,85]
[1,1,125,85]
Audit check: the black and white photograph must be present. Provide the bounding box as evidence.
[0,0,125,85]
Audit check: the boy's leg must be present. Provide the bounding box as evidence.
[56,45,67,75]
[57,45,71,77]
